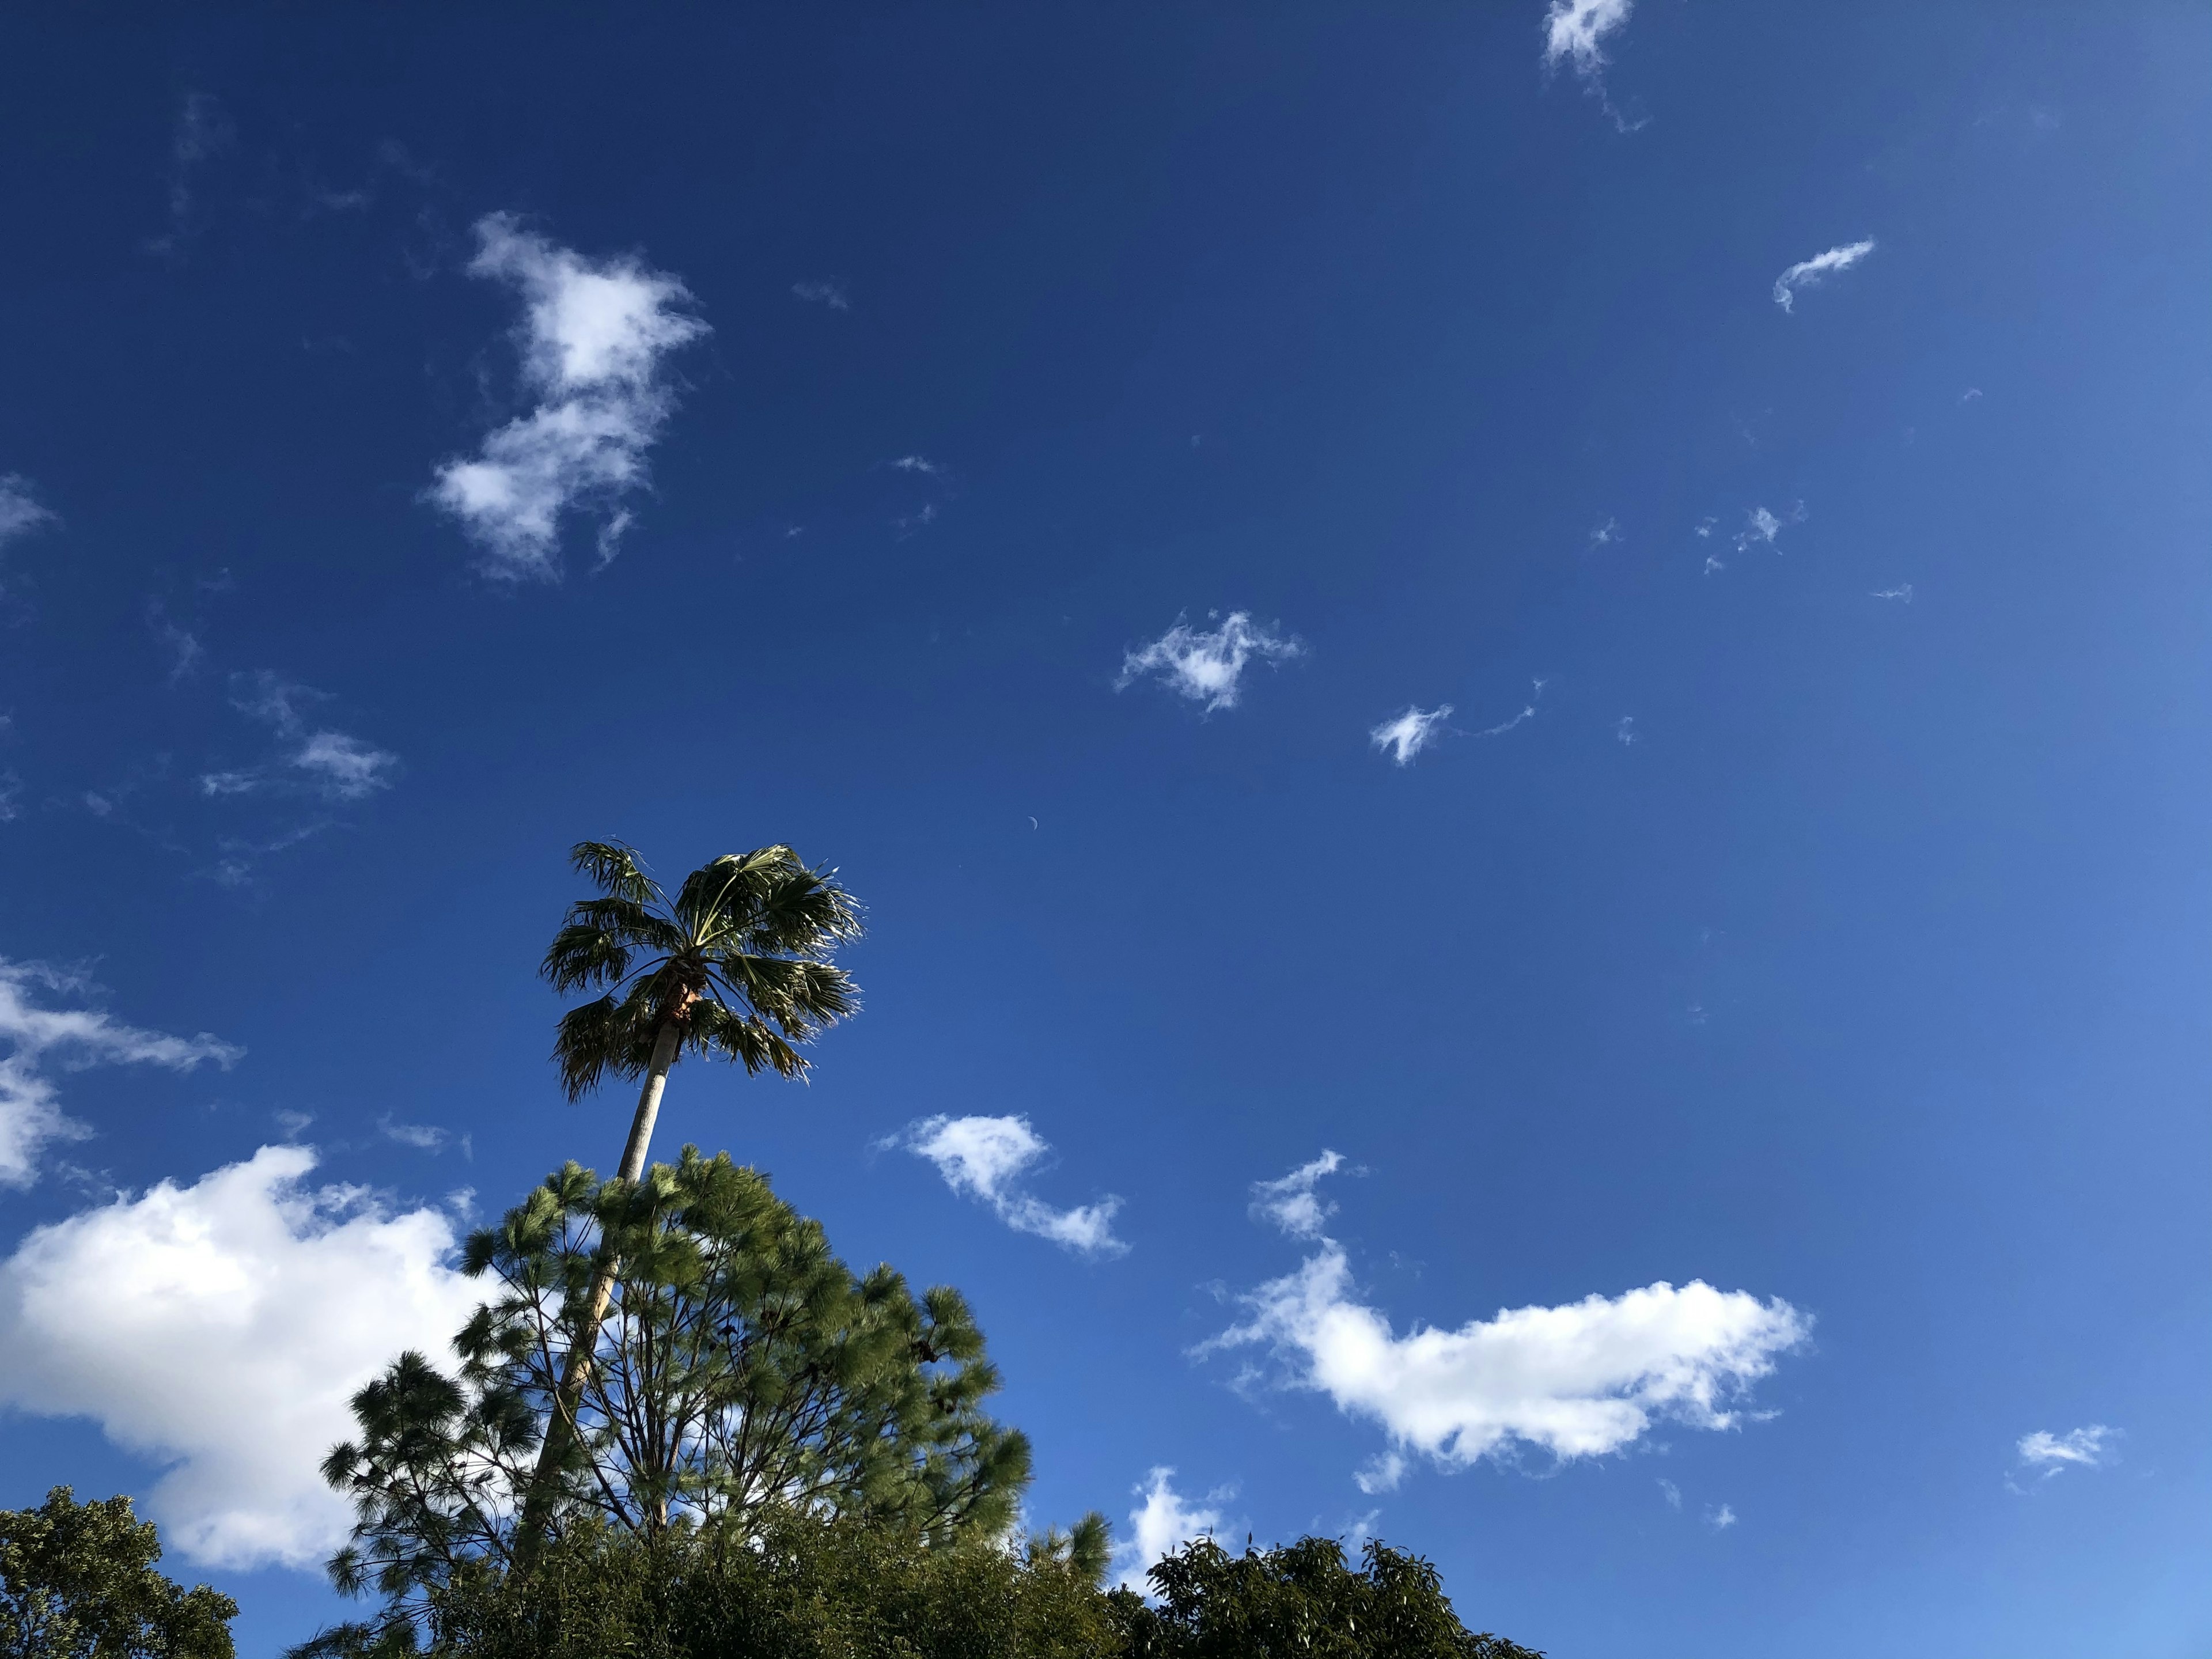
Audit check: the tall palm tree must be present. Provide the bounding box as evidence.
[520,839,862,1553]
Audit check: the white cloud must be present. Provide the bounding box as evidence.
[899,1114,1126,1256]
[430,214,709,580]
[1615,716,1638,746]
[1116,612,1304,714]
[1543,0,1634,80]
[219,672,398,804]
[1354,1451,1407,1495]
[1205,1173,1809,1478]
[1113,1468,1226,1592]
[1589,517,1622,547]
[889,454,941,475]
[1705,1502,1737,1530]
[0,960,242,1186]
[1251,1150,1345,1240]
[378,1116,450,1153]
[791,279,850,311]
[0,1146,479,1569]
[291,732,397,800]
[1657,1476,1681,1510]
[1734,501,1807,552]
[1772,238,1876,313]
[1871,584,1914,604]
[2015,1425,2118,1480]
[0,475,56,556]
[1370,706,1453,767]
[0,771,20,824]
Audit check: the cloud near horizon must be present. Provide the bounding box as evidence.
[0,960,242,1185]
[1116,612,1303,714]
[1115,1468,1228,1593]
[430,214,709,579]
[1209,1154,1810,1483]
[0,1146,481,1569]
[899,1113,1126,1256]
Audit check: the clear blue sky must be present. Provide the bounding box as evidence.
[0,6,2206,1656]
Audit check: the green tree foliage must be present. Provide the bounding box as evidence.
[1119,1536,1542,1659]
[0,1488,236,1659]
[296,1522,1535,1659]
[317,1151,1028,1649]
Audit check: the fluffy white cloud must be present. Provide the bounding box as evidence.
[0,1145,481,1569]
[1370,706,1453,767]
[1772,238,1876,313]
[1542,0,1634,79]
[899,1114,1126,1255]
[430,214,709,579]
[2016,1425,2118,1479]
[0,474,56,556]
[0,960,241,1185]
[1113,1468,1226,1593]
[1251,1149,1344,1239]
[1209,1154,1809,1477]
[1116,612,1303,714]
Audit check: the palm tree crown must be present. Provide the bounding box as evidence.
[542,840,862,1103]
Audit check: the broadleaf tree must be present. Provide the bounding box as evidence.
[0,1487,236,1659]
[317,1150,1029,1653]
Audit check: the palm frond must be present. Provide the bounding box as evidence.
[685,998,808,1079]
[567,840,660,906]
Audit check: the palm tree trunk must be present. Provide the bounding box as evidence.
[515,1020,683,1562]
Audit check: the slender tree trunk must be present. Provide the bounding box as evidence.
[515,1020,683,1563]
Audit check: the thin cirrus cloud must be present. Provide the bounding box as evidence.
[1116,611,1304,714]
[896,1113,1127,1256]
[1202,1153,1810,1486]
[429,214,710,580]
[1370,706,1453,767]
[0,959,242,1187]
[1734,501,1808,554]
[200,671,398,804]
[0,474,56,567]
[1772,238,1876,313]
[2013,1425,2119,1484]
[791,278,850,311]
[0,1145,481,1567]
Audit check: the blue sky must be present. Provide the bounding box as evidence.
[0,4,2207,1655]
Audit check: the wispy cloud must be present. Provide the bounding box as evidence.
[147,93,233,258]
[1474,679,1546,738]
[291,732,397,801]
[791,278,850,312]
[2013,1425,2119,1486]
[1116,612,1304,714]
[1705,1502,1738,1530]
[1657,1478,1682,1510]
[1370,706,1453,767]
[209,672,399,804]
[1541,1,1643,130]
[0,476,57,569]
[378,1116,456,1154]
[1772,238,1876,313]
[1615,716,1638,746]
[1114,1469,1229,1593]
[1734,501,1807,552]
[430,214,709,579]
[889,454,941,475]
[1251,1150,1345,1239]
[1871,584,1914,604]
[1589,517,1622,548]
[1205,1153,1809,1482]
[897,1113,1126,1256]
[147,602,204,684]
[0,960,243,1187]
